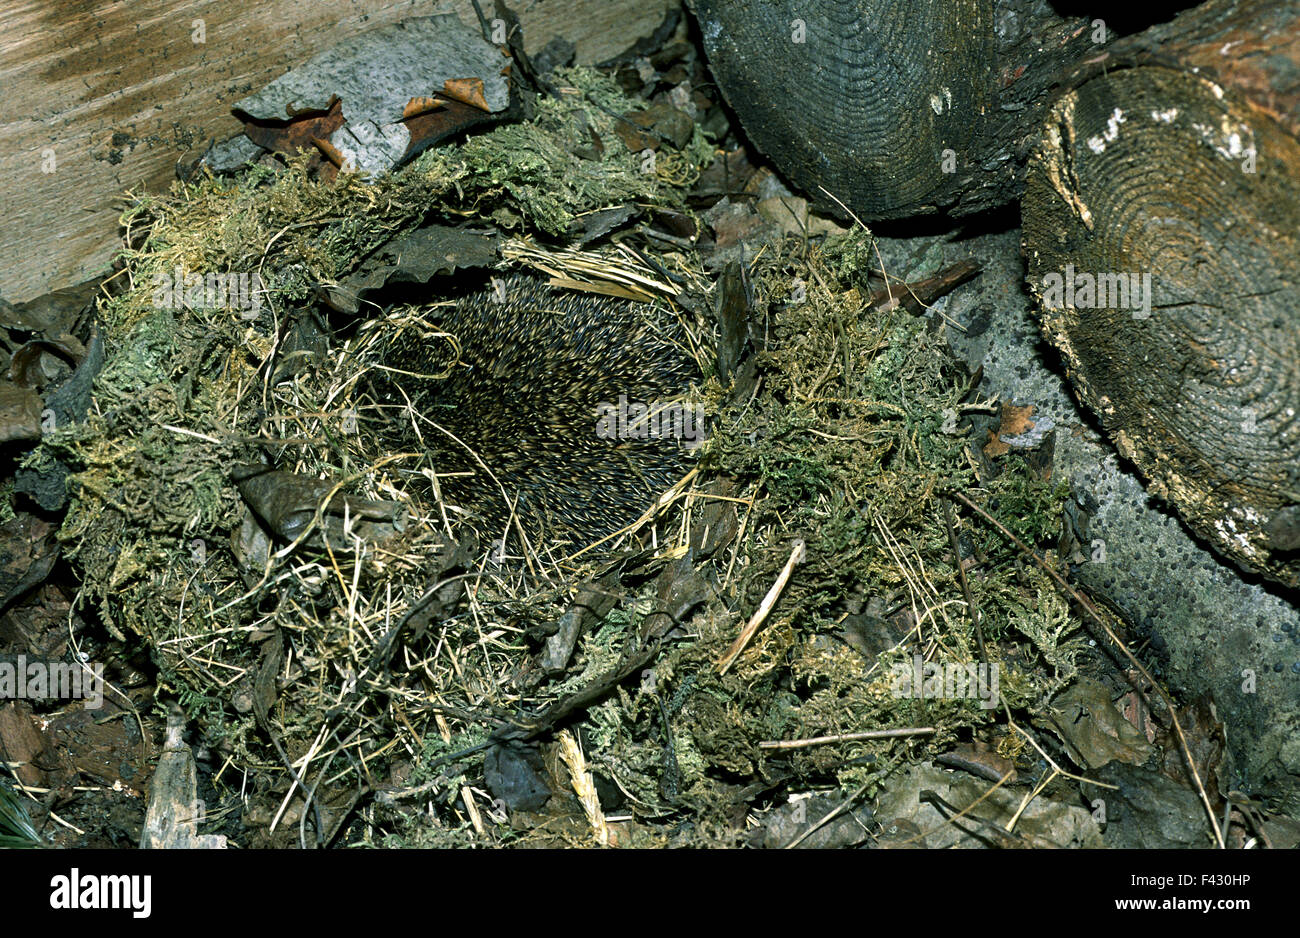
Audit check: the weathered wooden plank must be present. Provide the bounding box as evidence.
[0,0,675,303]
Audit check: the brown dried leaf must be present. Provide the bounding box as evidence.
[0,385,43,443]
[440,77,491,111]
[983,403,1037,459]
[241,97,346,155]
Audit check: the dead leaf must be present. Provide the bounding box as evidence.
[983,403,1037,458]
[441,77,491,111]
[232,14,510,176]
[0,702,46,786]
[1047,677,1154,770]
[402,96,447,119]
[614,101,693,151]
[241,97,346,156]
[0,385,44,443]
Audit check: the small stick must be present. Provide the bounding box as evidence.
[943,498,989,668]
[461,786,485,836]
[717,539,806,674]
[759,727,936,750]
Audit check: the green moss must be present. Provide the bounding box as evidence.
[0,478,15,525]
[675,232,1087,795]
[984,454,1072,547]
[455,66,711,234]
[821,227,879,289]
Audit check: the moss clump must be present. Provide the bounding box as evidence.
[31,39,1100,844]
[36,67,715,799]
[506,229,1089,828]
[650,230,1087,800]
[458,67,713,234]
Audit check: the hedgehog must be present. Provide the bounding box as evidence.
[371,275,702,548]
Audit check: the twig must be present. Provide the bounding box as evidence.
[717,539,806,673]
[760,727,936,750]
[943,498,989,667]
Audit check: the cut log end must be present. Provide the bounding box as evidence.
[1023,65,1300,588]
[693,0,994,220]
[691,0,1102,222]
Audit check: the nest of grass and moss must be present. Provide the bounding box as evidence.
[35,64,1097,847]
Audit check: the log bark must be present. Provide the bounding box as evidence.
[690,0,1098,221]
[1022,0,1300,588]
[1066,0,1300,139]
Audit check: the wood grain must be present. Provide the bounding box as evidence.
[1023,63,1300,587]
[690,0,1097,222]
[0,0,674,304]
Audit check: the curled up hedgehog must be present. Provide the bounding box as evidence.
[365,275,703,550]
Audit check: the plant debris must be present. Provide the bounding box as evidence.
[0,12,1251,850]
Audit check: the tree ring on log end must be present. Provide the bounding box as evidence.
[1024,65,1300,588]
[692,0,992,221]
